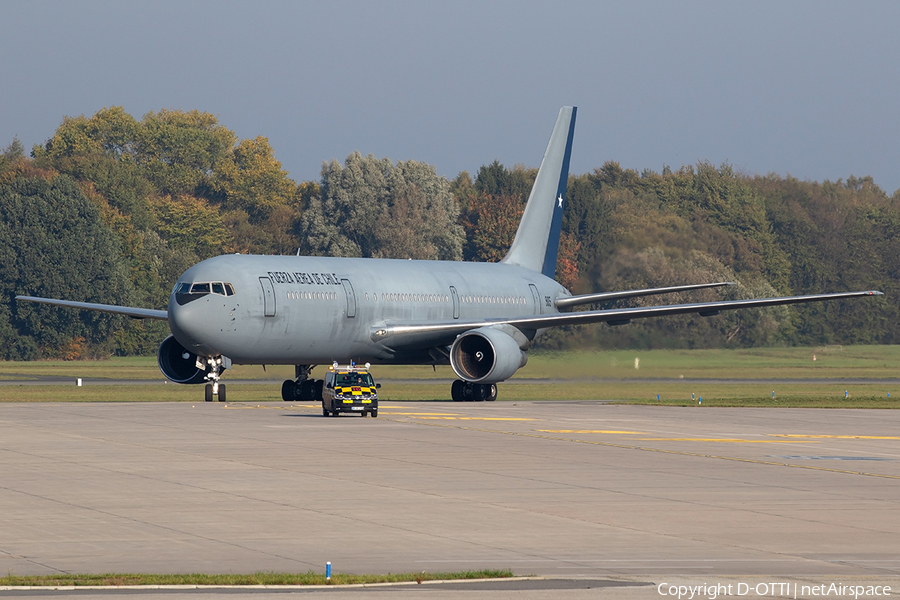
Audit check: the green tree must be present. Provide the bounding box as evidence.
[0,137,25,175]
[300,153,464,260]
[135,109,236,196]
[0,174,133,358]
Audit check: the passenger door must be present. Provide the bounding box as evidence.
[341,279,356,318]
[529,283,542,315]
[450,286,460,319]
[259,277,276,317]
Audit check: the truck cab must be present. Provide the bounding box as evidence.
[322,363,380,417]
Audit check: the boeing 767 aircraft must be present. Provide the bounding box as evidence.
[17,107,882,403]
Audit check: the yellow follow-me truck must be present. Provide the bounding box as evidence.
[322,362,380,417]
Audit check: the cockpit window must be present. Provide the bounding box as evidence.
[175,282,235,297]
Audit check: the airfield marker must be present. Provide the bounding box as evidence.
[326,562,331,581]
[77,378,82,387]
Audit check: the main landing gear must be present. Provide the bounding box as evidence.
[201,356,226,402]
[282,365,324,401]
[451,380,498,402]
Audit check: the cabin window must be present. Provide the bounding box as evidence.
[211,282,225,296]
[190,283,210,294]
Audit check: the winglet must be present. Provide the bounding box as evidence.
[500,106,577,278]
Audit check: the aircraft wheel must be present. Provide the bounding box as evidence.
[471,384,487,402]
[217,384,226,403]
[486,384,497,402]
[300,380,315,400]
[281,380,294,401]
[451,380,465,402]
[205,384,213,402]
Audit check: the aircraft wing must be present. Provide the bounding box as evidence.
[555,282,735,309]
[16,296,169,321]
[373,290,882,348]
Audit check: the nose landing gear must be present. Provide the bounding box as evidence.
[200,356,227,402]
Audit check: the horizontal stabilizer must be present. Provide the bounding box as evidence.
[555,282,735,309]
[16,296,168,321]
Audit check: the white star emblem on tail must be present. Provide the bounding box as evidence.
[557,194,564,208]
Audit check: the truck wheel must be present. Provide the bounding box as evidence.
[371,411,378,418]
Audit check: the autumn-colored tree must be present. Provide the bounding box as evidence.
[554,232,581,292]
[149,194,232,258]
[460,192,524,262]
[211,136,297,220]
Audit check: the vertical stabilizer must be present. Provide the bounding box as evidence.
[500,106,576,278]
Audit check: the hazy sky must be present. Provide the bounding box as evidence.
[3,1,898,193]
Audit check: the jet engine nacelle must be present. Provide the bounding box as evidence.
[157,335,207,384]
[450,327,528,384]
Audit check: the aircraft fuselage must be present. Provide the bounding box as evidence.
[168,254,566,365]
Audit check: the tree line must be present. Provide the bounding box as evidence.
[1,107,896,359]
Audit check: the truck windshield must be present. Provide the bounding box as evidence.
[336,373,374,387]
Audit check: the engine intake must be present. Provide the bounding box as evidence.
[157,335,207,384]
[450,327,527,383]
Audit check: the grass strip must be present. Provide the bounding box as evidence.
[2,345,900,382]
[0,569,514,587]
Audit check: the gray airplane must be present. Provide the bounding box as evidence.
[17,107,882,403]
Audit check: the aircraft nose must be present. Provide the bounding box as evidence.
[168,293,213,351]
